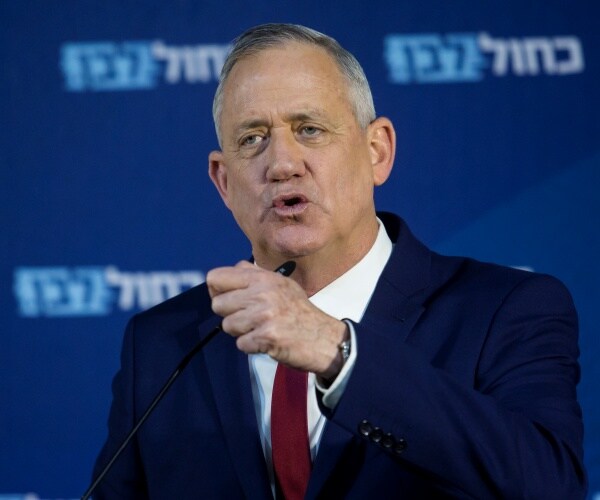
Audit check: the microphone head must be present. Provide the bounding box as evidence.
[275,261,296,277]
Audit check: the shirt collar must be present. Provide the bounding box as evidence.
[309,218,393,322]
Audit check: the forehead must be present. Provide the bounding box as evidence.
[219,42,354,127]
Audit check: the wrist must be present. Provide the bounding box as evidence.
[319,320,351,382]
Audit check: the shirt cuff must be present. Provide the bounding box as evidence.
[315,319,357,409]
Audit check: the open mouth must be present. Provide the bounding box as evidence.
[273,194,308,208]
[272,193,309,214]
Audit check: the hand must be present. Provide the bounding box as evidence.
[206,261,348,379]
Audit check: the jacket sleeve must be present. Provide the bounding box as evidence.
[322,273,587,499]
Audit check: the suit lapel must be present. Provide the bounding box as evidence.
[307,214,432,497]
[199,316,272,499]
[306,283,427,498]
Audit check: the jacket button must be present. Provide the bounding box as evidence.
[381,432,395,449]
[370,427,383,443]
[393,438,407,455]
[358,420,373,437]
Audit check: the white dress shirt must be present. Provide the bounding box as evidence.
[249,219,393,492]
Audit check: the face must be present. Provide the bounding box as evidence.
[209,42,394,268]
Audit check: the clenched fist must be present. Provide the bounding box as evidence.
[206,260,348,380]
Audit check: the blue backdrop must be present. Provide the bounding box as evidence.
[1,1,598,497]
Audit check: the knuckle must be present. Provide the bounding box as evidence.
[235,336,250,352]
[261,323,280,344]
[205,270,215,286]
[221,316,232,332]
[210,295,222,312]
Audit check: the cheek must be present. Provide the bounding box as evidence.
[230,188,255,218]
[334,158,372,199]
[226,173,264,220]
[226,167,254,201]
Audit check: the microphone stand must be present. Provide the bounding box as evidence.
[81,325,219,500]
[82,261,296,500]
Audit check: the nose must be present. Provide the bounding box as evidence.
[265,129,306,182]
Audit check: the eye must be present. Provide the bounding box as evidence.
[241,134,264,146]
[299,126,321,137]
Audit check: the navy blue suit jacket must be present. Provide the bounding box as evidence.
[93,213,586,498]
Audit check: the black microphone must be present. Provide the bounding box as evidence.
[82,260,296,500]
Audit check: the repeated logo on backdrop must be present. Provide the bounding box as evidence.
[13,266,205,317]
[384,32,584,83]
[58,33,585,93]
[60,40,231,91]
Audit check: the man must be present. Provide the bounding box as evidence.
[93,24,586,498]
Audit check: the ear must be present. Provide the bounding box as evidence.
[367,117,396,186]
[208,150,231,209]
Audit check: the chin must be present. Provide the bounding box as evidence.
[266,226,325,258]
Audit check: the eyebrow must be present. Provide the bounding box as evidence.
[234,110,330,135]
[287,110,328,122]
[234,119,269,137]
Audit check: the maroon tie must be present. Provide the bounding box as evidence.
[271,364,311,499]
